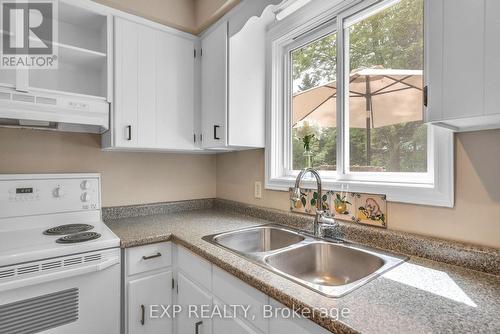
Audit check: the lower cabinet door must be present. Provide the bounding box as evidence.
[213,317,260,334]
[268,299,331,334]
[128,270,173,334]
[176,272,212,334]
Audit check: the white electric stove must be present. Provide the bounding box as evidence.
[0,174,120,334]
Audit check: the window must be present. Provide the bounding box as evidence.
[292,31,337,171]
[266,0,454,207]
[346,0,426,173]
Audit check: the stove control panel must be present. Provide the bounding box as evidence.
[0,174,101,219]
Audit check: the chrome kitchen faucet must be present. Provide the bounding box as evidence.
[291,168,336,237]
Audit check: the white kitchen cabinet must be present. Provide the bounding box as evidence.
[213,298,260,334]
[128,271,173,334]
[156,31,197,150]
[425,0,500,131]
[0,0,110,133]
[201,22,229,149]
[200,2,277,150]
[123,242,174,334]
[212,266,268,333]
[171,244,333,334]
[268,299,331,334]
[113,17,139,147]
[104,17,199,151]
[176,272,213,334]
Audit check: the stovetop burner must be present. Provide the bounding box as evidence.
[56,232,101,244]
[43,224,94,235]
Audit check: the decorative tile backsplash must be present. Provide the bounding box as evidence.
[290,188,387,228]
[288,188,311,214]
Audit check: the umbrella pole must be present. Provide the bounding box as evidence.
[366,117,371,166]
[365,77,372,166]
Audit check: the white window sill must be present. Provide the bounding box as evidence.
[265,175,453,207]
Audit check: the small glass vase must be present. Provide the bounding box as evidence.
[303,149,313,168]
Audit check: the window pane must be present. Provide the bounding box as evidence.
[346,0,427,173]
[291,32,337,171]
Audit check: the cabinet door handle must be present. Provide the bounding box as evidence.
[423,85,428,107]
[214,125,220,140]
[140,304,145,325]
[142,252,161,260]
[195,320,203,334]
[126,125,132,141]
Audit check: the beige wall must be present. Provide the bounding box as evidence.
[92,0,240,35]
[0,128,216,207]
[92,0,197,34]
[194,0,240,33]
[216,130,500,248]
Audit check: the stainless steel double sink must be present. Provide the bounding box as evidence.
[202,224,408,297]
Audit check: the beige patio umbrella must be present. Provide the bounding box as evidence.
[292,68,423,164]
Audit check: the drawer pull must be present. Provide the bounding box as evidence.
[126,125,132,141]
[140,304,145,325]
[214,125,220,140]
[195,320,203,334]
[142,252,162,260]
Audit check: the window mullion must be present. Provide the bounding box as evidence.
[336,15,347,180]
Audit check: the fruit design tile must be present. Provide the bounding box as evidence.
[354,193,387,228]
[289,188,311,214]
[331,191,356,222]
[309,190,330,215]
[289,188,387,227]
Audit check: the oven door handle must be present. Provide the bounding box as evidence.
[0,257,120,293]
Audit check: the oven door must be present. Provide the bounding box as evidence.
[0,248,120,334]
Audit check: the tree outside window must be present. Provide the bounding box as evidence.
[291,0,426,173]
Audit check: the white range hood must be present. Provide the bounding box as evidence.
[0,87,109,134]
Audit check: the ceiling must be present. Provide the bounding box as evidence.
[92,0,240,35]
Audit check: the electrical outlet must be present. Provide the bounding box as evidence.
[254,181,262,199]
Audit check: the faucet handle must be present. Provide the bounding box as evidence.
[318,213,337,226]
[291,187,302,202]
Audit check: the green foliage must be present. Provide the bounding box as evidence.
[292,33,337,93]
[349,0,424,71]
[292,0,427,172]
[334,193,351,205]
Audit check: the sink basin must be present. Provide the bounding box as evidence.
[208,226,305,253]
[265,242,384,286]
[203,224,407,297]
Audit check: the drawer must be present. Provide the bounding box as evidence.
[213,266,269,333]
[176,245,212,291]
[126,242,172,276]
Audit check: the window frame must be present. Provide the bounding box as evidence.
[265,0,455,207]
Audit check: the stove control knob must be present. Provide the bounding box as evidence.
[81,180,90,190]
[53,186,64,198]
[81,192,91,202]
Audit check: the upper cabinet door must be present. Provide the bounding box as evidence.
[156,31,197,150]
[201,22,228,149]
[138,24,157,148]
[425,0,500,131]
[112,17,198,150]
[114,17,139,147]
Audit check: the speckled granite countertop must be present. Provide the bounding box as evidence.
[105,209,500,334]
